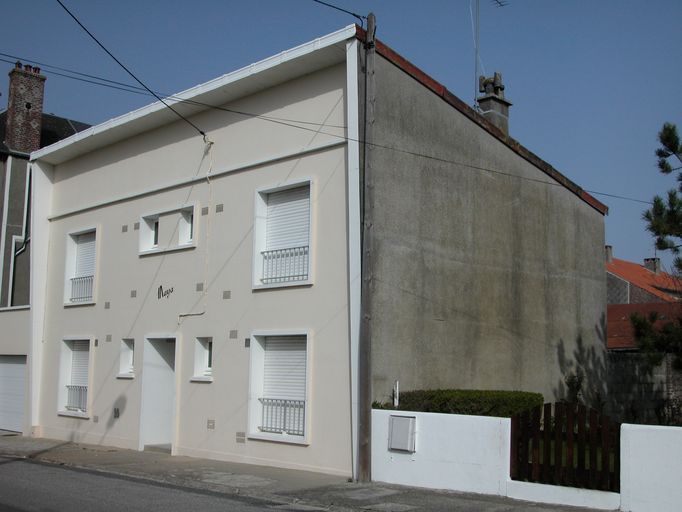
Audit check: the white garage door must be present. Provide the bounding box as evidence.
[0,355,26,432]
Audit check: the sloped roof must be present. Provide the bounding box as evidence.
[606,257,682,303]
[607,302,682,350]
[31,24,606,215]
[0,110,90,154]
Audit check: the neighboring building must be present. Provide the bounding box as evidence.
[18,25,606,478]
[0,62,88,433]
[605,247,682,423]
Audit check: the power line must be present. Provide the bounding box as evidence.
[2,51,652,208]
[55,0,206,138]
[584,190,652,205]
[0,53,347,129]
[311,0,366,26]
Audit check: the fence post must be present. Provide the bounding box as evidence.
[531,406,541,481]
[542,403,552,483]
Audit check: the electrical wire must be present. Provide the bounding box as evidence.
[2,50,652,208]
[55,0,206,138]
[311,0,366,27]
[0,54,346,129]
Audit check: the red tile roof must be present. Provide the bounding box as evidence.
[606,258,682,303]
[607,303,682,350]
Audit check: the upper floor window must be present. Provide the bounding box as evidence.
[253,180,312,288]
[140,204,196,255]
[64,229,96,304]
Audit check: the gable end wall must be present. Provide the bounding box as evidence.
[367,53,606,405]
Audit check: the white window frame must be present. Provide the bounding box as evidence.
[190,337,213,382]
[57,337,92,418]
[139,203,197,255]
[247,329,311,445]
[117,338,135,379]
[63,226,98,306]
[252,178,314,289]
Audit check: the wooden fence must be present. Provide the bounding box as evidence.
[510,402,620,492]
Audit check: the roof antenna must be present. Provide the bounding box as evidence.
[472,0,509,109]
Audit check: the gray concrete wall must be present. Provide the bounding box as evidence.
[367,54,606,405]
[606,352,682,425]
[0,157,30,307]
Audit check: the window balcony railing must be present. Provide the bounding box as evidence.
[259,398,305,436]
[261,246,309,284]
[70,275,94,302]
[65,385,88,413]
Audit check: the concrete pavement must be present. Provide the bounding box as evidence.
[0,431,602,511]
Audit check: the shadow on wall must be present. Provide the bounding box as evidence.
[553,313,608,411]
[553,313,673,424]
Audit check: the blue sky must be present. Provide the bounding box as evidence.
[2,0,682,270]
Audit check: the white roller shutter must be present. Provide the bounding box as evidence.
[0,356,26,432]
[70,340,90,387]
[75,232,96,277]
[263,336,306,400]
[266,186,310,250]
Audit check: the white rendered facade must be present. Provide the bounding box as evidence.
[28,27,362,477]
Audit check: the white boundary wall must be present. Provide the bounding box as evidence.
[620,424,682,512]
[372,409,629,510]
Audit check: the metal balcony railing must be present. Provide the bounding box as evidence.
[70,275,94,302]
[259,398,305,436]
[261,246,309,284]
[66,385,88,413]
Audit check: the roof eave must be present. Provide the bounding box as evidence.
[31,24,358,166]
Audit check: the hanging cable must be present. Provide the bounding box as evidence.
[55,0,206,138]
[311,0,367,27]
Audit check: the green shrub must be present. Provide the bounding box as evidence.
[374,389,543,418]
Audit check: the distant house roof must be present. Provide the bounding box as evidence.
[607,302,682,350]
[0,110,90,155]
[606,257,682,303]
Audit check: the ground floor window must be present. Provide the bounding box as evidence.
[59,339,90,414]
[249,333,308,440]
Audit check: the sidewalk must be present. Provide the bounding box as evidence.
[0,431,600,511]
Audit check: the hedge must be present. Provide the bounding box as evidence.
[373,389,543,418]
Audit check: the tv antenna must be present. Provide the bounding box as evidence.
[472,0,509,108]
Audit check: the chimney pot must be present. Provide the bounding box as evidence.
[14,61,21,69]
[477,71,512,135]
[24,64,32,72]
[644,257,661,274]
[605,245,613,263]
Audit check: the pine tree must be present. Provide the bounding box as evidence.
[643,123,682,271]
[633,122,682,372]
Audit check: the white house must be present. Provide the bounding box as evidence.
[6,22,607,480]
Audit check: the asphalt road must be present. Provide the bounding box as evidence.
[0,457,279,512]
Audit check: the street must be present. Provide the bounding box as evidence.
[0,457,274,512]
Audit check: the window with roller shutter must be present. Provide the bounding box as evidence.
[248,333,309,440]
[253,181,312,288]
[64,340,89,413]
[65,229,96,303]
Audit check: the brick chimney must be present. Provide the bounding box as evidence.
[4,61,46,153]
[644,257,661,274]
[477,72,512,135]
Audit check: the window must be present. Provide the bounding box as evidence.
[140,204,196,254]
[248,332,308,441]
[191,337,213,382]
[59,339,90,415]
[117,339,135,378]
[64,229,96,304]
[253,181,312,287]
